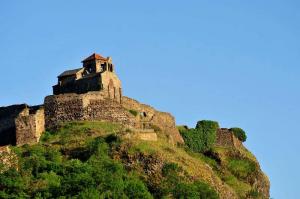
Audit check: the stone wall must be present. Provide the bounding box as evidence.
[215,128,242,148]
[101,71,122,103]
[44,93,183,144]
[0,104,29,146]
[0,104,45,146]
[44,91,136,129]
[122,96,184,143]
[15,106,45,146]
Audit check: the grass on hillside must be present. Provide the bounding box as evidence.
[1,121,222,199]
[41,121,121,144]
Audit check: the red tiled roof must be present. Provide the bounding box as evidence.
[82,53,107,62]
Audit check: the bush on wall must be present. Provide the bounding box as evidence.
[230,127,247,142]
[179,120,219,153]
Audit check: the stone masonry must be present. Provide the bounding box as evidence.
[215,128,242,148]
[121,96,184,143]
[0,52,242,147]
[0,104,28,146]
[15,106,45,146]
[53,53,122,103]
[1,53,183,146]
[0,104,44,146]
[44,92,136,129]
[43,92,184,144]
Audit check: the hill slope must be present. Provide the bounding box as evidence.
[0,121,269,199]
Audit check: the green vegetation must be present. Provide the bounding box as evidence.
[128,109,138,116]
[0,121,268,199]
[211,146,263,198]
[148,162,219,199]
[0,121,220,199]
[179,120,219,153]
[227,158,256,180]
[246,189,265,198]
[230,127,247,142]
[0,137,152,198]
[222,174,252,197]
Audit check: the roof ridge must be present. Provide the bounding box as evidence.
[82,53,107,62]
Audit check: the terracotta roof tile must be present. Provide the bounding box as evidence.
[82,53,107,62]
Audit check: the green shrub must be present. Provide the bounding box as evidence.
[196,120,219,131]
[129,109,138,116]
[0,131,152,198]
[124,178,153,199]
[1,121,221,199]
[174,181,219,199]
[180,120,219,153]
[246,189,263,198]
[177,125,189,133]
[230,127,247,142]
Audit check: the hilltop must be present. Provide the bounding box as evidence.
[0,53,269,198]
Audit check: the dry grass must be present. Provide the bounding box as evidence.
[124,135,238,199]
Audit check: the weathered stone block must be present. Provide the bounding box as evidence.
[215,128,242,148]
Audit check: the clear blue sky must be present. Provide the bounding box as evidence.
[0,1,299,198]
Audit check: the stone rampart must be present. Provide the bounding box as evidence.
[215,128,241,148]
[44,91,136,129]
[0,105,45,146]
[44,93,183,143]
[15,106,45,146]
[0,104,29,146]
[122,96,184,143]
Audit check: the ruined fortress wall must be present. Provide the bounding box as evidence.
[121,96,177,129]
[122,96,184,143]
[44,94,86,128]
[15,108,45,146]
[215,128,242,148]
[86,99,135,126]
[44,92,136,129]
[0,105,29,146]
[0,105,45,146]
